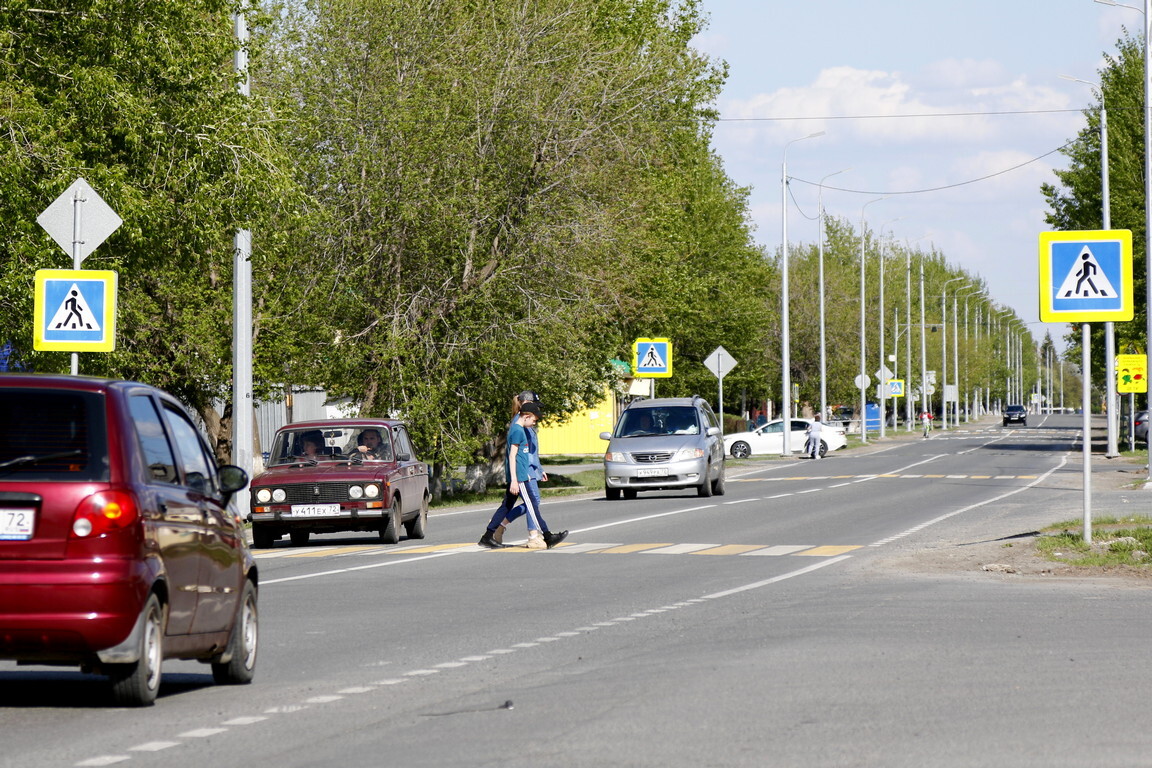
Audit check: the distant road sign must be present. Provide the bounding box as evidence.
[36,178,122,264]
[1039,230,1133,322]
[1117,354,1148,394]
[633,338,672,378]
[887,379,904,397]
[33,269,117,352]
[704,345,737,379]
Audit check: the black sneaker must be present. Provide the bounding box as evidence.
[478,530,504,549]
[543,530,569,549]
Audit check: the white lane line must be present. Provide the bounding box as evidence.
[870,454,1070,546]
[404,670,438,677]
[178,728,228,738]
[129,742,180,752]
[641,543,718,554]
[740,545,812,556]
[305,695,345,703]
[767,493,792,499]
[223,716,268,726]
[701,556,853,599]
[486,648,517,655]
[76,758,129,767]
[338,687,374,694]
[723,498,759,504]
[460,655,492,661]
[374,678,409,685]
[435,661,469,668]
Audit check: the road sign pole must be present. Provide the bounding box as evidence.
[1082,323,1092,544]
[69,186,86,375]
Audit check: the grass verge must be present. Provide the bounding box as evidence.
[1035,515,1152,568]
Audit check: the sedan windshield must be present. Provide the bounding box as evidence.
[268,427,393,466]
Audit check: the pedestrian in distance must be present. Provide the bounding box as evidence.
[478,395,568,550]
[805,414,823,460]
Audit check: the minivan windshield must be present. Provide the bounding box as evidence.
[0,390,109,481]
[615,407,700,437]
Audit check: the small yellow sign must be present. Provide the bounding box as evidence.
[1117,353,1147,394]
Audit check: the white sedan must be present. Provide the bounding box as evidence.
[723,418,846,459]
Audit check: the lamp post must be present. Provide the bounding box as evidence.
[1095,0,1152,480]
[1062,73,1119,455]
[859,196,887,443]
[877,218,902,439]
[817,168,849,423]
[781,130,824,455]
[958,289,982,422]
[941,278,967,429]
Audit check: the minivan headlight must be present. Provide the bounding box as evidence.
[605,451,627,463]
[673,447,705,461]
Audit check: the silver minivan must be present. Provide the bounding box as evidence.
[600,396,725,500]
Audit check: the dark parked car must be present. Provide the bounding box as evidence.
[248,420,430,548]
[0,374,257,706]
[1003,404,1028,427]
[1135,411,1148,444]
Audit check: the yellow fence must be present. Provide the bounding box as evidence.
[537,390,616,455]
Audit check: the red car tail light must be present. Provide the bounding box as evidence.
[70,491,140,539]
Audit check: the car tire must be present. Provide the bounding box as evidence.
[289,529,310,547]
[212,580,258,685]
[819,440,828,458]
[622,489,638,500]
[108,594,164,707]
[1002,420,1009,427]
[379,498,402,544]
[711,467,726,496]
[605,486,621,501]
[252,524,275,549]
[404,494,428,539]
[1022,420,1027,427]
[697,467,714,497]
[730,441,751,459]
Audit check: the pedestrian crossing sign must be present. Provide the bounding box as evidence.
[33,269,118,352]
[632,338,672,378]
[1038,229,1132,322]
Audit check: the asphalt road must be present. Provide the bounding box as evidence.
[4,413,1151,767]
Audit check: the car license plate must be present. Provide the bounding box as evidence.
[636,467,668,478]
[289,503,340,517]
[0,508,35,540]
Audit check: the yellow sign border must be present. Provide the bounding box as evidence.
[1038,229,1133,322]
[33,269,118,352]
[632,337,672,379]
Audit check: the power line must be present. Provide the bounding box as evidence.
[716,107,1110,123]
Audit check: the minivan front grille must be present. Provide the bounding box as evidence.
[631,452,673,463]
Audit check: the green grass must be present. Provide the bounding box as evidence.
[1036,515,1152,567]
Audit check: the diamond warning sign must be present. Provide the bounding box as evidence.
[33,269,118,352]
[1039,230,1132,322]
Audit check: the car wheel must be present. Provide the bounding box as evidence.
[697,467,714,497]
[622,489,638,500]
[212,580,258,685]
[251,524,275,549]
[1022,420,1027,427]
[404,494,428,539]
[819,440,828,458]
[730,441,751,459]
[108,594,164,707]
[711,467,726,496]
[289,529,310,547]
[1002,420,1009,427]
[379,497,401,544]
[605,486,621,501]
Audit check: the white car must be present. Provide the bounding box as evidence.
[724,418,846,459]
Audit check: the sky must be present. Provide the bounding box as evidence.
[691,0,1141,351]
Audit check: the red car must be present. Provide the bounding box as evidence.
[248,420,430,548]
[0,374,257,706]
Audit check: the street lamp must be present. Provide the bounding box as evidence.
[956,288,981,423]
[859,196,887,443]
[817,168,850,423]
[781,130,824,455]
[877,218,902,439]
[1095,0,1152,480]
[941,277,968,429]
[1062,73,1119,456]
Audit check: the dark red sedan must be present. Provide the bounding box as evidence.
[249,420,430,548]
[0,374,257,706]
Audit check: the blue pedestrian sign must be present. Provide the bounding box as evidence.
[632,338,672,378]
[1038,230,1133,322]
[33,270,118,352]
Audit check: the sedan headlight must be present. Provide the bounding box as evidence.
[364,484,380,498]
[348,485,364,499]
[255,488,271,503]
[673,447,705,461]
[271,489,286,503]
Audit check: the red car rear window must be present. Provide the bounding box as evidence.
[0,390,109,481]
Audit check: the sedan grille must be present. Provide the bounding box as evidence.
[631,452,673,463]
[280,483,352,504]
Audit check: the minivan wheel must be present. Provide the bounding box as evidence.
[605,486,621,501]
[623,489,638,500]
[212,580,258,685]
[108,595,164,707]
[697,467,714,497]
[730,441,751,459]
